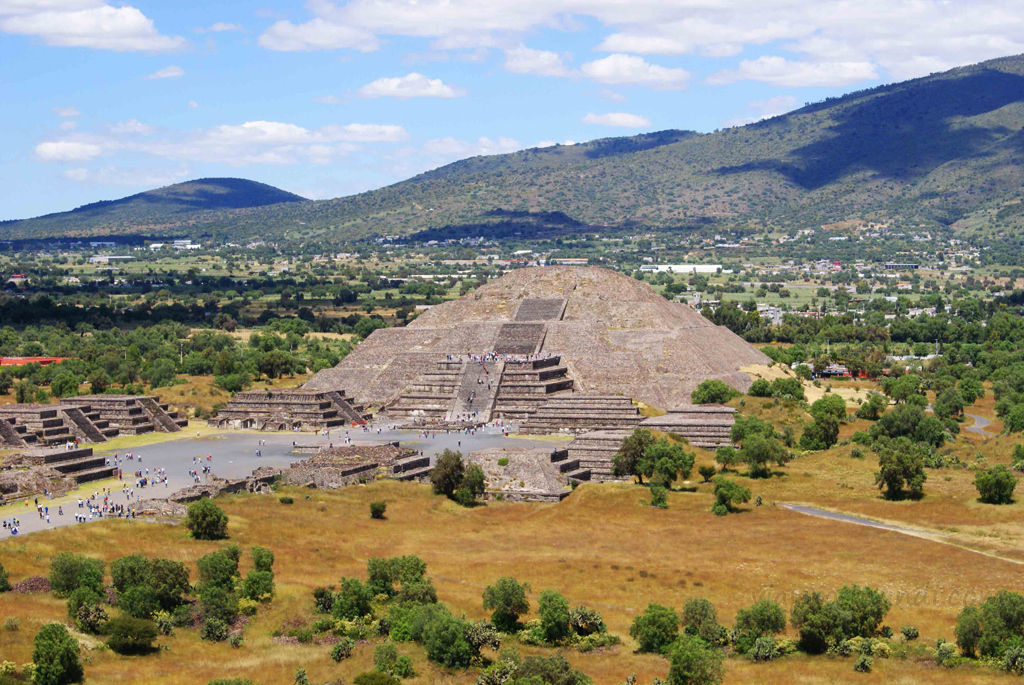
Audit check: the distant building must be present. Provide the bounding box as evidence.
[884,262,919,270]
[640,264,722,274]
[0,357,69,367]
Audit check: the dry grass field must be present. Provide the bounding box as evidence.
[2,478,1022,684]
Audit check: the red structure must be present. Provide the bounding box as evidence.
[0,357,69,367]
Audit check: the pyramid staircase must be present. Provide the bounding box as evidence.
[0,404,122,446]
[61,396,187,436]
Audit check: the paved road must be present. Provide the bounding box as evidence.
[1,422,558,538]
[781,503,946,536]
[965,413,995,436]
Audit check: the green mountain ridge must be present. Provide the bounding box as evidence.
[8,54,1024,242]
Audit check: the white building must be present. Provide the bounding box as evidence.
[640,264,723,274]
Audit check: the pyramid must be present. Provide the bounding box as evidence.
[305,266,768,411]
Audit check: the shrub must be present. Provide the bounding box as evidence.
[279,496,294,504]
[332,577,374,620]
[712,476,750,513]
[4,617,19,632]
[33,623,83,685]
[698,465,716,482]
[975,465,1016,504]
[853,655,873,672]
[483,577,530,633]
[228,633,243,648]
[353,673,401,685]
[422,613,475,668]
[110,555,153,594]
[0,562,8,593]
[650,485,668,509]
[569,605,606,637]
[750,636,781,661]
[201,618,230,642]
[49,553,104,598]
[197,549,239,591]
[241,570,274,602]
[791,586,890,654]
[538,590,571,644]
[119,584,160,619]
[629,603,679,653]
[955,590,1024,658]
[682,597,726,646]
[393,656,415,678]
[66,586,101,621]
[370,501,387,519]
[665,633,725,685]
[691,380,740,404]
[733,599,786,654]
[250,546,275,573]
[512,654,589,685]
[104,617,159,655]
[374,643,398,673]
[186,500,229,540]
[497,457,509,466]
[748,379,772,397]
[900,625,919,642]
[1004,646,1024,674]
[149,559,191,611]
[199,585,238,623]
[331,638,355,662]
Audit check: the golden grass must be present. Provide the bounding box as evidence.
[2,480,1022,684]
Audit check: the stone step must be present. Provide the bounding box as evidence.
[394,465,433,481]
[72,465,117,484]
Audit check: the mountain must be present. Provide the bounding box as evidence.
[7,54,1024,243]
[4,178,306,238]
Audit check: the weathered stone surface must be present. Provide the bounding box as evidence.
[305,266,768,410]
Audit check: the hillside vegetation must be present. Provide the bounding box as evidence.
[8,55,1024,242]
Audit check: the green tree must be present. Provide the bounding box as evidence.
[612,428,656,484]
[665,633,725,685]
[698,465,717,483]
[739,433,789,478]
[629,603,679,653]
[50,372,79,398]
[799,414,840,450]
[104,617,159,655]
[483,577,530,633]
[430,449,465,498]
[855,392,888,420]
[691,380,740,404]
[975,465,1017,504]
[933,387,965,420]
[733,599,786,654]
[0,560,10,592]
[711,477,750,515]
[874,437,927,500]
[681,598,725,645]
[186,500,229,540]
[640,438,696,486]
[33,623,83,685]
[538,590,571,644]
[49,553,104,598]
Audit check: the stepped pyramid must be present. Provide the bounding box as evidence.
[306,267,768,424]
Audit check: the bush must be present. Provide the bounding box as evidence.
[698,465,716,482]
[422,613,475,668]
[250,546,274,573]
[975,465,1016,504]
[332,577,373,621]
[66,586,101,621]
[569,605,606,637]
[279,496,294,504]
[49,552,104,598]
[682,598,726,646]
[370,501,387,519]
[791,586,891,654]
[750,635,781,661]
[33,623,83,685]
[712,476,750,513]
[691,380,741,404]
[374,643,398,673]
[104,617,159,655]
[199,586,238,624]
[119,584,160,619]
[650,485,668,509]
[748,379,772,397]
[186,500,229,540]
[497,458,509,466]
[629,603,679,653]
[900,625,919,642]
[483,577,530,633]
[733,599,786,653]
[149,559,191,611]
[353,674,401,685]
[666,633,725,685]
[330,638,355,662]
[197,550,239,591]
[0,561,9,593]
[393,656,415,678]
[110,555,152,594]
[241,570,274,602]
[538,590,571,644]
[1004,646,1024,674]
[201,618,230,642]
[853,655,873,672]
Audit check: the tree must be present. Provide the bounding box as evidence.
[955,605,983,657]
[49,552,104,598]
[711,477,750,515]
[250,546,275,573]
[50,372,79,399]
[332,578,373,620]
[33,623,83,685]
[430,449,465,498]
[698,465,717,483]
[748,379,771,397]
[483,577,530,632]
[738,433,789,478]
[640,438,696,486]
[733,599,786,654]
[975,465,1017,504]
[612,428,656,483]
[874,437,927,500]
[110,554,152,593]
[149,559,190,610]
[0,560,9,592]
[799,414,840,450]
[241,570,275,602]
[629,603,679,653]
[665,634,725,685]
[810,394,846,422]
[855,392,888,420]
[715,446,739,471]
[681,598,725,645]
[933,387,965,420]
[691,380,740,404]
[104,617,158,655]
[186,500,229,540]
[955,591,1024,658]
[15,379,36,403]
[538,590,571,644]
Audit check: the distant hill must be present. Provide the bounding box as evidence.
[4,178,306,238]
[7,54,1024,242]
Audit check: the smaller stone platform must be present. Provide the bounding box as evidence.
[209,389,367,432]
[283,443,430,488]
[639,404,736,448]
[518,395,643,435]
[61,395,187,435]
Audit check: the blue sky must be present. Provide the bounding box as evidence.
[2,0,1022,220]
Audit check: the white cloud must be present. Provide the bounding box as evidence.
[187,100,199,108]
[720,95,799,127]
[581,54,689,89]
[0,2,184,52]
[708,56,878,87]
[109,119,151,134]
[357,72,464,98]
[146,65,183,79]
[253,0,1024,85]
[316,95,342,104]
[208,22,242,32]
[582,112,651,128]
[503,45,572,77]
[63,164,189,186]
[59,120,77,131]
[52,106,79,117]
[35,140,102,161]
[258,17,378,52]
[598,88,626,102]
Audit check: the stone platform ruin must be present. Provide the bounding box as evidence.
[208,389,368,432]
[305,266,767,439]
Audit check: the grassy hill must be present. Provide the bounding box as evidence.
[8,54,1024,242]
[2,178,306,238]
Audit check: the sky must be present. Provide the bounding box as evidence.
[2,1,1024,220]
